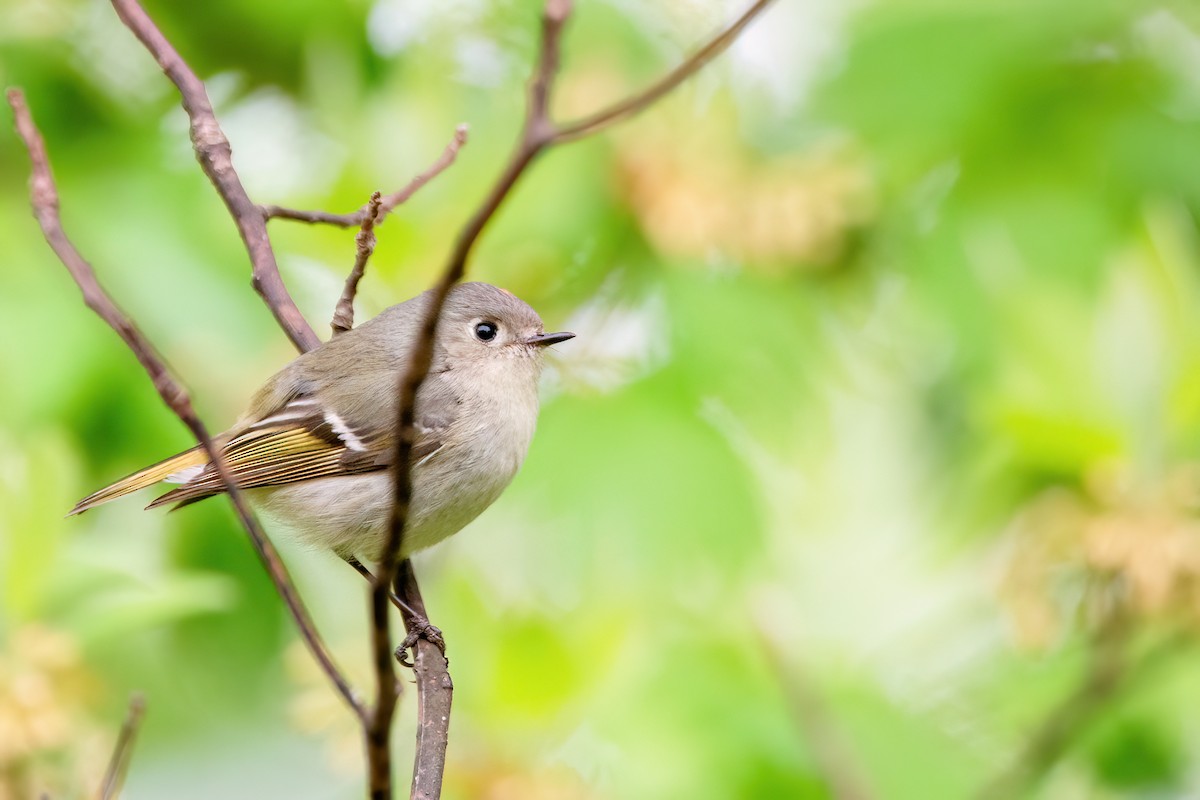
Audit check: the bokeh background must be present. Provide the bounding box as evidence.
[4,0,1200,797]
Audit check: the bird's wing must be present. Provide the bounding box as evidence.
[146,392,449,510]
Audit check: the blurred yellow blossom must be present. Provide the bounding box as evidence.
[1000,460,1200,650]
[612,115,874,272]
[0,625,105,800]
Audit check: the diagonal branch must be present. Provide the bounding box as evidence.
[96,693,146,800]
[262,125,469,228]
[552,0,774,143]
[109,0,320,353]
[7,87,362,719]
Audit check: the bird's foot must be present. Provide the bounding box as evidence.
[396,616,446,669]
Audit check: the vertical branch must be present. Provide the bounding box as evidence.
[397,562,452,800]
[96,694,146,800]
[363,3,575,796]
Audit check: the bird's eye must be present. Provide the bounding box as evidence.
[474,321,498,342]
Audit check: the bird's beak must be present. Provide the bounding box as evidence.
[524,331,575,347]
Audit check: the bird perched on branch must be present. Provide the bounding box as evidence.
[70,282,574,561]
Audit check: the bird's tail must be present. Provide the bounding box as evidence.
[68,446,209,516]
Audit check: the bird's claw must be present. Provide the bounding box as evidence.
[395,617,446,668]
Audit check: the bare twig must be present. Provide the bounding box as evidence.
[552,0,774,143]
[260,205,374,229]
[263,125,469,228]
[331,192,384,336]
[96,694,146,800]
[7,88,362,718]
[109,0,319,353]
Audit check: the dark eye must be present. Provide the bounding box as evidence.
[474,321,498,342]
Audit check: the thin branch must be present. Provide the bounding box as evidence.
[259,205,371,228]
[262,125,469,228]
[398,561,452,800]
[109,0,320,353]
[7,87,362,718]
[96,694,146,800]
[363,3,575,796]
[552,0,774,143]
[375,125,469,216]
[331,192,384,336]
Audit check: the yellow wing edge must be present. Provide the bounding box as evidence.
[68,446,208,516]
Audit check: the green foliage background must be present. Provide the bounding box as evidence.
[5,0,1200,797]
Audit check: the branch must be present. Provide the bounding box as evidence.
[365,0,777,795]
[96,694,146,800]
[262,125,469,228]
[331,192,384,336]
[109,0,320,353]
[7,87,362,718]
[398,561,452,800]
[552,0,774,143]
[364,3,575,795]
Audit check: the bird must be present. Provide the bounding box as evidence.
[69,282,574,563]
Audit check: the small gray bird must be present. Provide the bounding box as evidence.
[70,282,574,561]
